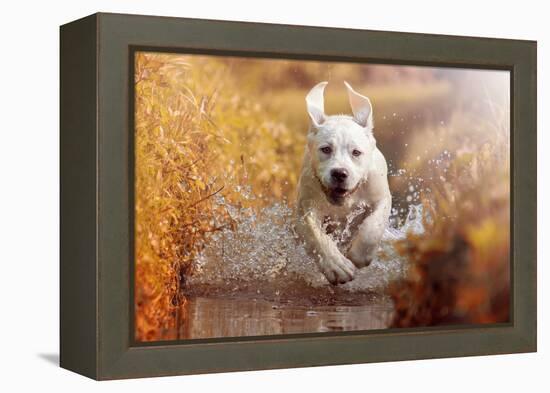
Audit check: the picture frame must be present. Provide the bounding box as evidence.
[60,12,537,380]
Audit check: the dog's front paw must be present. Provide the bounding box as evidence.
[319,254,356,285]
[347,244,375,268]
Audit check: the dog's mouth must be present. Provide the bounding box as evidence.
[326,187,353,205]
[316,176,359,206]
[331,187,349,198]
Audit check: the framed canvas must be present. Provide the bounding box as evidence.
[60,12,537,380]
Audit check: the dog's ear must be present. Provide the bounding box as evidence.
[344,81,373,129]
[306,81,328,128]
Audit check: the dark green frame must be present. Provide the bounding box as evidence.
[60,12,537,380]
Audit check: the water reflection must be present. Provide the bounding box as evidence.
[176,296,394,339]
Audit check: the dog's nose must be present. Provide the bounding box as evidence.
[330,168,348,183]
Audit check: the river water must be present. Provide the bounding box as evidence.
[176,295,394,339]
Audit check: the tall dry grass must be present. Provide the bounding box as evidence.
[134,53,304,340]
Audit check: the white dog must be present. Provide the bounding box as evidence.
[295,81,391,285]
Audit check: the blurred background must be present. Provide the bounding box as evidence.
[134,52,510,341]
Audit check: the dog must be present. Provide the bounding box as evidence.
[295,81,392,285]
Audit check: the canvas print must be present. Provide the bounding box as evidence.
[133,52,510,342]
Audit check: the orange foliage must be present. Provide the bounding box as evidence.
[390,142,510,327]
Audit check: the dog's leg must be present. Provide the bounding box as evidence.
[296,211,356,285]
[347,197,391,268]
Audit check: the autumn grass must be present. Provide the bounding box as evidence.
[389,108,510,326]
[134,53,305,340]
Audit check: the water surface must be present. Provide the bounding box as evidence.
[176,295,394,339]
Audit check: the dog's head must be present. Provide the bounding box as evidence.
[306,81,377,206]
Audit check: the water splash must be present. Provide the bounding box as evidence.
[187,192,424,303]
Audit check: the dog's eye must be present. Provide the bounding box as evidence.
[352,149,362,157]
[320,146,332,154]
